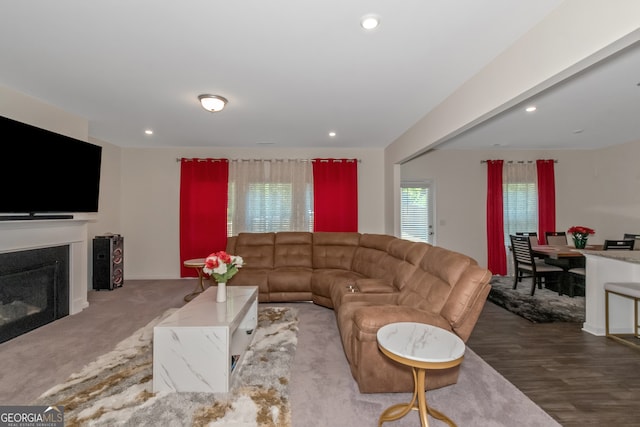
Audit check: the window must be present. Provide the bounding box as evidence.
[400,181,433,244]
[228,160,313,235]
[502,163,537,246]
[503,182,538,246]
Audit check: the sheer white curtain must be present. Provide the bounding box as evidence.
[228,159,313,234]
[503,162,538,241]
[503,162,538,274]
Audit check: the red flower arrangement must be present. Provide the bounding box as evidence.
[567,226,595,249]
[202,251,244,283]
[567,226,595,236]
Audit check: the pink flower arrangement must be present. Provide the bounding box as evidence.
[203,251,244,283]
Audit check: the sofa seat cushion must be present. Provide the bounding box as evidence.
[227,268,270,302]
[330,278,397,312]
[351,305,452,339]
[269,267,313,293]
[311,269,364,300]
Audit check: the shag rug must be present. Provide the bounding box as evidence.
[488,275,585,323]
[32,306,299,427]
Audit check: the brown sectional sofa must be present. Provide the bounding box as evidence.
[225,231,492,393]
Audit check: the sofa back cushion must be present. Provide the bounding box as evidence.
[440,263,492,330]
[398,245,491,330]
[312,232,361,270]
[397,246,474,314]
[274,232,313,268]
[388,240,429,290]
[233,232,275,269]
[226,236,237,254]
[351,234,412,286]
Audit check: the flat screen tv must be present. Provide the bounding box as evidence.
[0,115,102,217]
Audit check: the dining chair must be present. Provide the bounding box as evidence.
[623,234,640,250]
[545,231,568,246]
[603,239,636,250]
[566,267,585,297]
[515,232,543,261]
[516,232,539,247]
[510,234,564,296]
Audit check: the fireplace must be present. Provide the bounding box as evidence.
[0,246,70,343]
[0,217,91,341]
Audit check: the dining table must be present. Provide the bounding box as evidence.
[530,244,602,295]
[532,244,593,258]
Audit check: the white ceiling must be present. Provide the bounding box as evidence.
[5,1,634,152]
[438,40,640,151]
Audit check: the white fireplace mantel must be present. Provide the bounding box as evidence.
[0,217,93,315]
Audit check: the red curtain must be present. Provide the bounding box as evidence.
[179,159,229,277]
[536,159,556,242]
[312,159,358,232]
[486,160,505,275]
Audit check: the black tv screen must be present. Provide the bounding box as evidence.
[0,115,102,214]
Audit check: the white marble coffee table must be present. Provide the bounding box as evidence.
[153,285,258,393]
[377,322,465,427]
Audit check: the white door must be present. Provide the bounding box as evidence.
[400,181,434,244]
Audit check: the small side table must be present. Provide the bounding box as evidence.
[376,322,465,427]
[183,258,207,302]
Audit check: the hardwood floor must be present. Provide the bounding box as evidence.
[467,301,640,427]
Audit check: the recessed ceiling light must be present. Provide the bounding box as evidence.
[360,15,379,30]
[525,106,537,113]
[144,129,153,135]
[329,132,336,137]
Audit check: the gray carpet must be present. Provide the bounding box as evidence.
[0,280,560,426]
[489,275,585,323]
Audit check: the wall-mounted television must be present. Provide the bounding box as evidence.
[0,115,102,217]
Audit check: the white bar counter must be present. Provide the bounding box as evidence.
[582,250,640,336]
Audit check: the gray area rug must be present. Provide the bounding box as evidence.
[32,306,298,427]
[29,298,560,427]
[290,301,561,427]
[489,275,585,323]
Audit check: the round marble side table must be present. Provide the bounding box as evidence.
[182,258,207,302]
[376,322,465,427]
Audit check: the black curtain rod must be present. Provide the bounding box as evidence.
[480,159,558,164]
[176,158,361,163]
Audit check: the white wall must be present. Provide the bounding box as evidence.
[119,147,385,279]
[0,86,385,280]
[4,1,640,279]
[385,1,640,235]
[402,143,640,269]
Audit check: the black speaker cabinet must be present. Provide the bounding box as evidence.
[93,234,124,290]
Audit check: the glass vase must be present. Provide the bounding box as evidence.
[573,236,588,249]
[216,282,227,302]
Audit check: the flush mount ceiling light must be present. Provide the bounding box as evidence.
[361,15,380,30]
[198,94,228,112]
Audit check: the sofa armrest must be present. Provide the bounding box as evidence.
[352,305,452,337]
[340,291,400,306]
[352,278,395,293]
